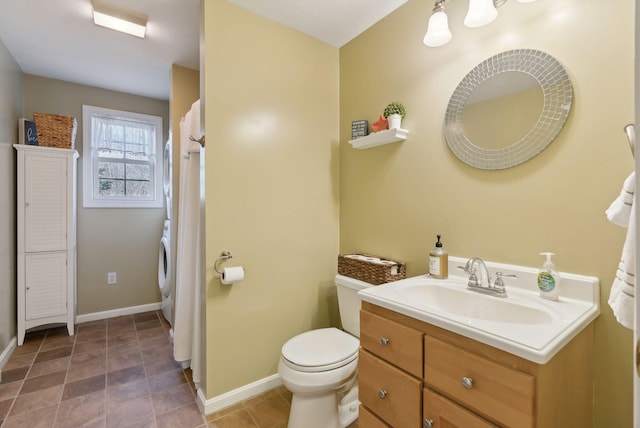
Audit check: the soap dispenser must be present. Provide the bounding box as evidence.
[538,252,560,301]
[429,235,448,279]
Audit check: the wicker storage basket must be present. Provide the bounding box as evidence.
[338,254,406,285]
[34,113,78,149]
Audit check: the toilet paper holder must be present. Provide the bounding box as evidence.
[214,251,233,274]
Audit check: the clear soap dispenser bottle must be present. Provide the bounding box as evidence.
[429,235,448,279]
[538,252,560,301]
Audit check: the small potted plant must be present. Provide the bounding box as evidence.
[383,102,406,130]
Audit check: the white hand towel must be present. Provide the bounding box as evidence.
[607,173,636,329]
[606,172,634,227]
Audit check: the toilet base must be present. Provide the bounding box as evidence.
[287,383,359,428]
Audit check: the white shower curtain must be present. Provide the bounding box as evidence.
[173,99,203,385]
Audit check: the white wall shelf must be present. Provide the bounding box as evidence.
[348,128,409,149]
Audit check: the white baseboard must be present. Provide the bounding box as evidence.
[76,302,162,324]
[196,374,283,415]
[0,337,17,371]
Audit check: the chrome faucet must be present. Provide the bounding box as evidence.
[458,257,516,298]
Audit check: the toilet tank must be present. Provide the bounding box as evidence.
[335,274,374,338]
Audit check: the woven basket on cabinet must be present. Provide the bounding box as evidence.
[34,113,78,149]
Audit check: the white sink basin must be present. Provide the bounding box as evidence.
[396,281,554,325]
[355,256,600,364]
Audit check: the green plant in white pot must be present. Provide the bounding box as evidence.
[383,102,406,130]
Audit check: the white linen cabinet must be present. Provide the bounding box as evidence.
[14,144,78,345]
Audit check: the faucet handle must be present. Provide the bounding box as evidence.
[494,272,517,289]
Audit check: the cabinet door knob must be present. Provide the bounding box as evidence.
[377,389,387,399]
[423,418,435,428]
[461,376,474,389]
[379,337,390,346]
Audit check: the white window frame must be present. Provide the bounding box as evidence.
[82,105,163,208]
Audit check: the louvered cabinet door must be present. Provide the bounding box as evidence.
[24,153,68,252]
[25,252,67,320]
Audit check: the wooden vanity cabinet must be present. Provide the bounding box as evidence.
[359,301,594,428]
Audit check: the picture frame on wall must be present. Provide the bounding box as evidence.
[18,118,38,145]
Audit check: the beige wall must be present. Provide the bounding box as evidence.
[23,75,169,314]
[340,0,633,426]
[0,37,22,352]
[203,0,340,397]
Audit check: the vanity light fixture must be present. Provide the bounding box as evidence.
[424,0,535,47]
[92,0,148,38]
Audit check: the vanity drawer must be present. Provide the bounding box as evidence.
[360,309,423,377]
[424,336,535,428]
[423,388,498,428]
[358,405,390,427]
[359,349,422,427]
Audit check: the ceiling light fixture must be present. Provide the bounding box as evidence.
[92,0,148,38]
[424,0,535,47]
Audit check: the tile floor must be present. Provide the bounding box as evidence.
[0,311,306,428]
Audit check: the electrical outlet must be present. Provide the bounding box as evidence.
[108,272,117,285]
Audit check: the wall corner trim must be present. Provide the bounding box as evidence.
[0,337,17,372]
[197,374,283,415]
[76,302,162,324]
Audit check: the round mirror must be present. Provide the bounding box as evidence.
[444,49,573,170]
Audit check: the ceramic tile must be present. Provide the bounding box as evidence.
[206,409,258,427]
[107,365,146,387]
[3,353,36,370]
[106,348,142,372]
[62,374,106,401]
[67,357,107,383]
[2,403,58,428]
[107,378,149,405]
[28,356,70,379]
[40,335,76,352]
[0,381,22,401]
[143,355,181,377]
[106,395,153,428]
[20,370,66,395]
[133,312,159,323]
[33,346,73,364]
[147,368,188,394]
[0,398,12,420]
[55,390,106,428]
[151,383,195,414]
[72,344,107,363]
[156,402,205,428]
[244,394,290,427]
[1,366,29,384]
[10,340,42,357]
[9,384,63,416]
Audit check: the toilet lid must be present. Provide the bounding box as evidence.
[281,328,359,372]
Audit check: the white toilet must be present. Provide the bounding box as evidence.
[278,274,373,428]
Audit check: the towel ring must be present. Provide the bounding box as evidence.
[214,251,232,274]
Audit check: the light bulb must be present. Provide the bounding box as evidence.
[464,0,498,28]
[424,10,452,47]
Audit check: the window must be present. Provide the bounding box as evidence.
[82,105,163,208]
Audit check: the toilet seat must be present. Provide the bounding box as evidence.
[281,327,359,373]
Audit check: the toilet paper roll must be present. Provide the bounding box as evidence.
[221,266,244,285]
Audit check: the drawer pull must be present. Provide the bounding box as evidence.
[377,389,387,399]
[379,337,390,346]
[461,376,474,389]
[423,418,435,428]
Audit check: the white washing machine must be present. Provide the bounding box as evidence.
[158,138,174,326]
[158,219,173,325]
